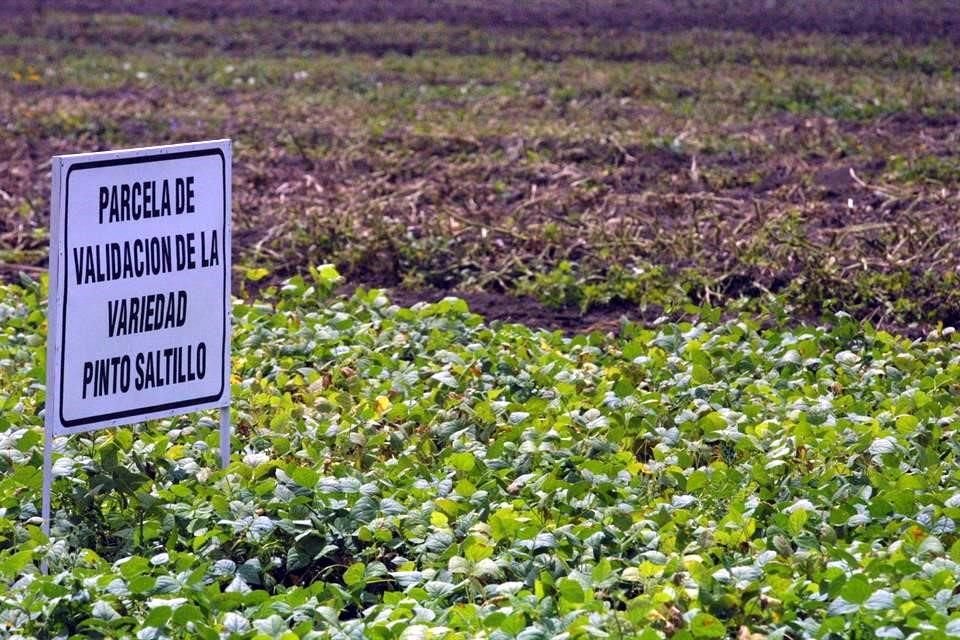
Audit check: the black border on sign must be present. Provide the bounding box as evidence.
[60,148,227,428]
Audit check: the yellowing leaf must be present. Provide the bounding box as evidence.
[244,267,270,282]
[164,445,185,461]
[374,395,392,416]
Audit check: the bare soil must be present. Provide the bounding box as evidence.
[387,287,646,333]
[6,1,960,42]
[2,4,959,335]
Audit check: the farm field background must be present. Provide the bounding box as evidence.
[2,2,960,638]
[3,2,960,330]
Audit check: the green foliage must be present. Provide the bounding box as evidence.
[2,277,960,637]
[517,261,707,314]
[749,77,904,120]
[887,154,960,185]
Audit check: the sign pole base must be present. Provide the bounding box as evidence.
[219,407,230,468]
[41,430,52,574]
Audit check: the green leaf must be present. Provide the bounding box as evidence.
[692,363,713,384]
[840,575,872,604]
[449,451,476,472]
[172,604,204,625]
[502,611,526,635]
[950,539,960,563]
[0,549,33,576]
[687,470,708,492]
[128,575,156,594]
[556,577,584,603]
[788,508,809,535]
[690,613,726,638]
[895,414,918,432]
[591,558,613,584]
[253,614,288,639]
[344,562,366,587]
[464,536,493,563]
[699,411,726,432]
[117,556,150,579]
[489,509,520,541]
[144,605,172,627]
[314,264,341,284]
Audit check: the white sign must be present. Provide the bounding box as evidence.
[46,140,232,435]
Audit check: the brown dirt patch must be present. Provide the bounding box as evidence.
[3,12,959,335]
[386,287,649,333]
[6,1,960,42]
